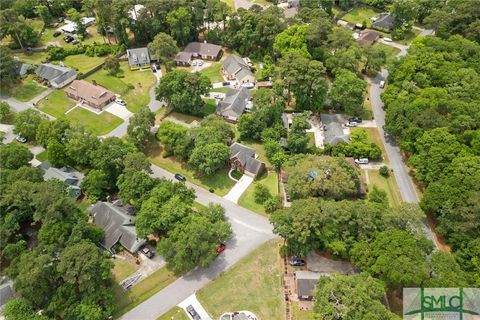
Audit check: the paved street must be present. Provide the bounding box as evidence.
[118,165,275,320]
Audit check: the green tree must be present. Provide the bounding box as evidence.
[0,101,13,123]
[156,120,190,157]
[80,170,110,202]
[14,109,48,141]
[314,273,400,320]
[351,230,431,287]
[188,143,230,176]
[254,184,272,204]
[127,106,155,149]
[156,70,212,115]
[148,32,179,71]
[35,5,53,26]
[166,7,193,46]
[66,8,87,38]
[0,46,18,83]
[329,70,366,116]
[64,124,100,168]
[0,143,33,169]
[158,213,232,274]
[36,119,71,147]
[425,251,471,287]
[117,171,156,208]
[383,203,426,238]
[3,298,47,320]
[123,151,152,173]
[103,56,120,75]
[363,45,386,74]
[92,137,136,184]
[274,24,310,58]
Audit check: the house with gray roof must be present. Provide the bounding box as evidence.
[38,161,84,199]
[126,47,151,70]
[222,55,254,85]
[89,201,146,254]
[321,114,350,146]
[372,12,395,32]
[294,271,326,300]
[175,42,222,65]
[35,63,77,88]
[217,87,252,122]
[229,142,265,177]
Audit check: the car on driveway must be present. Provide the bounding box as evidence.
[63,35,74,43]
[383,37,393,42]
[222,81,230,86]
[345,121,358,127]
[379,80,385,88]
[53,31,62,37]
[241,82,255,89]
[142,247,154,258]
[174,173,186,182]
[289,259,306,267]
[354,158,369,164]
[186,305,201,320]
[348,117,362,123]
[115,98,126,106]
[15,136,27,143]
[72,39,80,45]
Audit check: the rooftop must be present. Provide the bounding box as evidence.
[217,87,252,121]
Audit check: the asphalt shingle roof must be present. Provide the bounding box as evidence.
[35,63,77,87]
[217,87,252,121]
[321,114,350,146]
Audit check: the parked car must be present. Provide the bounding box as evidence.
[241,82,255,89]
[197,60,204,66]
[186,305,201,320]
[213,93,221,99]
[354,158,369,164]
[72,39,80,45]
[216,243,226,255]
[115,98,126,106]
[383,37,393,42]
[151,65,156,73]
[379,80,385,88]
[191,61,197,66]
[142,247,154,258]
[53,31,62,37]
[348,117,362,123]
[63,35,74,43]
[174,173,186,181]
[345,121,358,127]
[15,136,27,143]
[289,259,306,267]
[222,81,230,86]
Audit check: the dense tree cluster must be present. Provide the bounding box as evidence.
[283,154,360,201]
[382,36,480,250]
[327,128,382,159]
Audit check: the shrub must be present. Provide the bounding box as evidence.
[264,195,282,213]
[254,184,272,204]
[379,166,390,177]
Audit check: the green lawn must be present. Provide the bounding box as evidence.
[307,132,316,148]
[37,90,76,118]
[1,75,47,102]
[210,86,229,94]
[238,171,278,216]
[375,43,401,62]
[14,52,49,64]
[220,0,234,9]
[292,301,314,320]
[114,267,177,318]
[366,169,402,207]
[342,6,380,28]
[199,62,224,83]
[156,307,189,320]
[112,258,136,283]
[85,62,156,112]
[148,142,235,196]
[197,240,285,320]
[165,112,203,126]
[35,150,48,162]
[64,54,106,74]
[203,98,217,115]
[66,108,123,135]
[396,28,421,45]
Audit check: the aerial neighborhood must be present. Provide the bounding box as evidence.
[0,0,479,320]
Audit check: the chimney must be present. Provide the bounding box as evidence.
[92,80,97,86]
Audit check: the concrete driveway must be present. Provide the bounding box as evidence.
[0,124,15,143]
[223,174,254,203]
[178,294,212,320]
[104,102,133,120]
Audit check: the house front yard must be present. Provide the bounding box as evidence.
[1,75,47,102]
[238,171,278,217]
[37,89,76,118]
[199,62,224,83]
[375,43,401,62]
[15,52,49,65]
[365,169,402,207]
[197,239,285,320]
[85,63,156,112]
[342,5,380,28]
[148,142,235,196]
[156,307,189,320]
[64,54,106,74]
[67,107,123,135]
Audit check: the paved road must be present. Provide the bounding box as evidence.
[118,165,274,320]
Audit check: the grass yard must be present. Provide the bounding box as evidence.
[64,54,106,73]
[85,62,156,112]
[14,52,49,64]
[238,171,278,216]
[375,43,401,62]
[112,258,137,283]
[307,132,316,149]
[35,150,49,162]
[37,89,76,118]
[396,28,421,45]
[114,267,177,318]
[156,307,189,320]
[351,127,389,163]
[342,6,380,28]
[148,142,235,196]
[0,75,47,102]
[197,239,285,320]
[199,62,224,83]
[164,112,203,126]
[362,84,374,120]
[220,0,235,9]
[292,301,314,320]
[210,86,230,94]
[66,108,123,135]
[366,169,402,207]
[203,98,217,115]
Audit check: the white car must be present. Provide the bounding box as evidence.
[241,82,255,89]
[354,158,369,164]
[197,60,204,66]
[345,121,358,127]
[15,136,27,143]
[191,61,197,66]
[379,80,385,88]
[383,37,393,42]
[115,99,126,106]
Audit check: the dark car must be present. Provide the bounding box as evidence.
[222,81,230,86]
[53,31,62,37]
[186,305,201,320]
[72,39,80,45]
[63,35,74,43]
[348,117,362,123]
[216,243,226,255]
[151,65,156,73]
[174,173,186,182]
[142,247,154,258]
[289,259,306,267]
